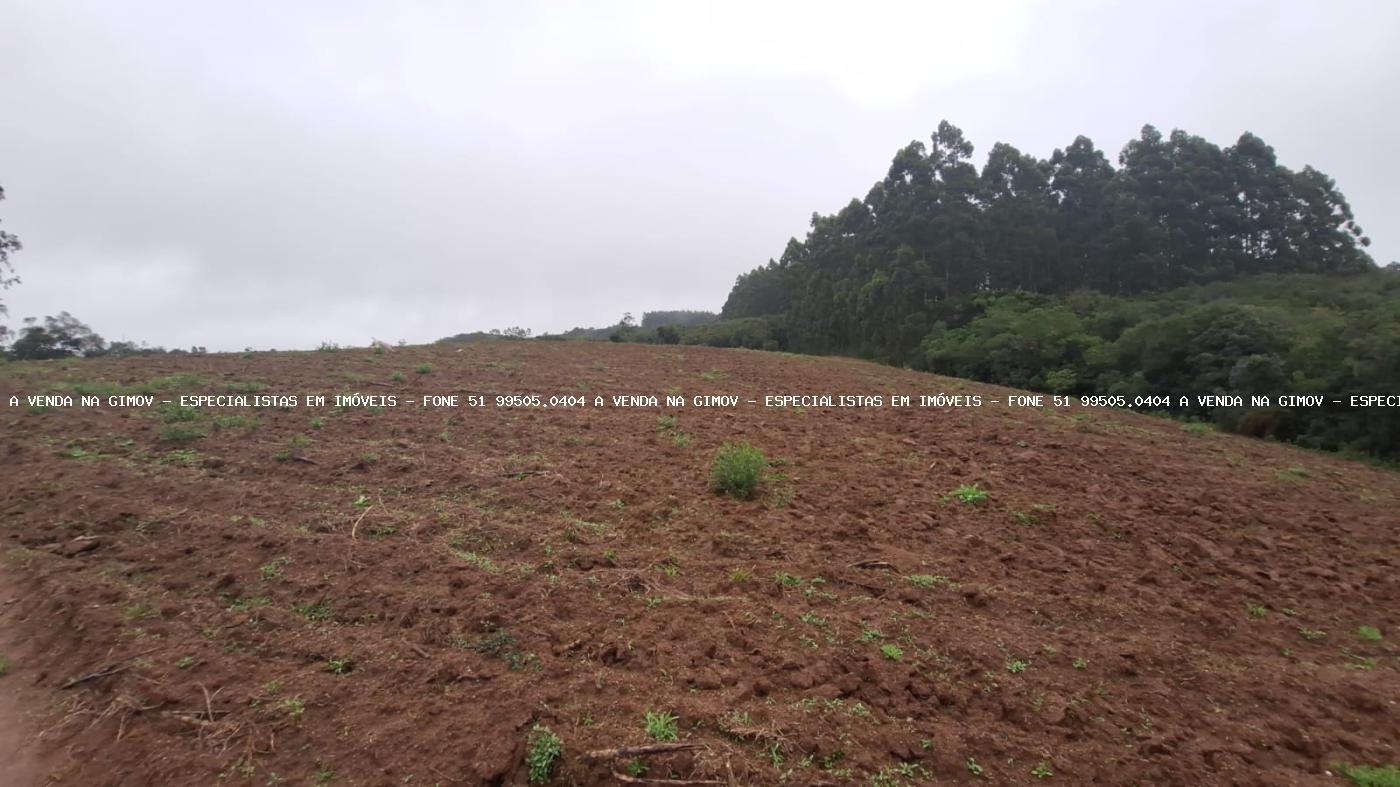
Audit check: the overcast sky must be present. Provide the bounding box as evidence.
[2,0,1397,351]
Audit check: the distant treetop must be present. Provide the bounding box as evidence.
[640,310,718,328]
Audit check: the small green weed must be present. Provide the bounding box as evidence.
[944,484,988,505]
[881,644,904,661]
[157,448,200,466]
[295,600,333,622]
[160,424,208,443]
[525,724,563,784]
[466,628,536,670]
[1357,626,1383,642]
[123,603,156,621]
[871,763,928,786]
[774,571,802,587]
[643,710,679,742]
[283,696,306,719]
[454,550,501,573]
[260,557,291,581]
[273,435,311,461]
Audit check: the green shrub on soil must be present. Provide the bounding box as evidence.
[1336,763,1400,787]
[709,442,767,500]
[526,724,562,784]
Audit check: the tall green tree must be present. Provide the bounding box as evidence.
[1225,132,1292,265]
[1047,136,1114,291]
[926,121,984,298]
[981,142,1057,291]
[10,312,106,360]
[0,185,22,320]
[1281,166,1372,273]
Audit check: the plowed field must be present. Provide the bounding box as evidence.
[0,342,1396,786]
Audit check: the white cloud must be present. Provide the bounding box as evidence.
[623,0,1037,106]
[1,0,1395,350]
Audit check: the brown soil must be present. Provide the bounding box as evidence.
[0,341,1396,786]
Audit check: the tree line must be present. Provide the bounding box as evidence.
[722,122,1376,361]
[714,122,1398,459]
[917,275,1399,459]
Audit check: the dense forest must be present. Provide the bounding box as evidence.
[722,122,1375,357]
[709,122,1398,459]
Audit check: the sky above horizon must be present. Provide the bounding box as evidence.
[2,0,1397,351]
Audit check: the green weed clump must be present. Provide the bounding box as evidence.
[159,424,207,443]
[1335,763,1400,787]
[709,442,767,500]
[643,710,679,742]
[526,724,563,783]
[1356,626,1382,642]
[945,484,988,504]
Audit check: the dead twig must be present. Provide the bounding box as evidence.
[163,712,218,729]
[349,505,373,540]
[61,665,126,689]
[585,743,703,760]
[163,709,230,719]
[198,683,221,738]
[850,559,893,569]
[609,773,723,785]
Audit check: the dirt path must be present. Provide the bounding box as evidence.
[0,565,56,787]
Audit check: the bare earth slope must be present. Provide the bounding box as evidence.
[0,342,1396,786]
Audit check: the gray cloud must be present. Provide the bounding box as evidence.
[2,0,1396,350]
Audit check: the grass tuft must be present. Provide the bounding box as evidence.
[709,442,767,500]
[643,710,679,742]
[1336,763,1400,787]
